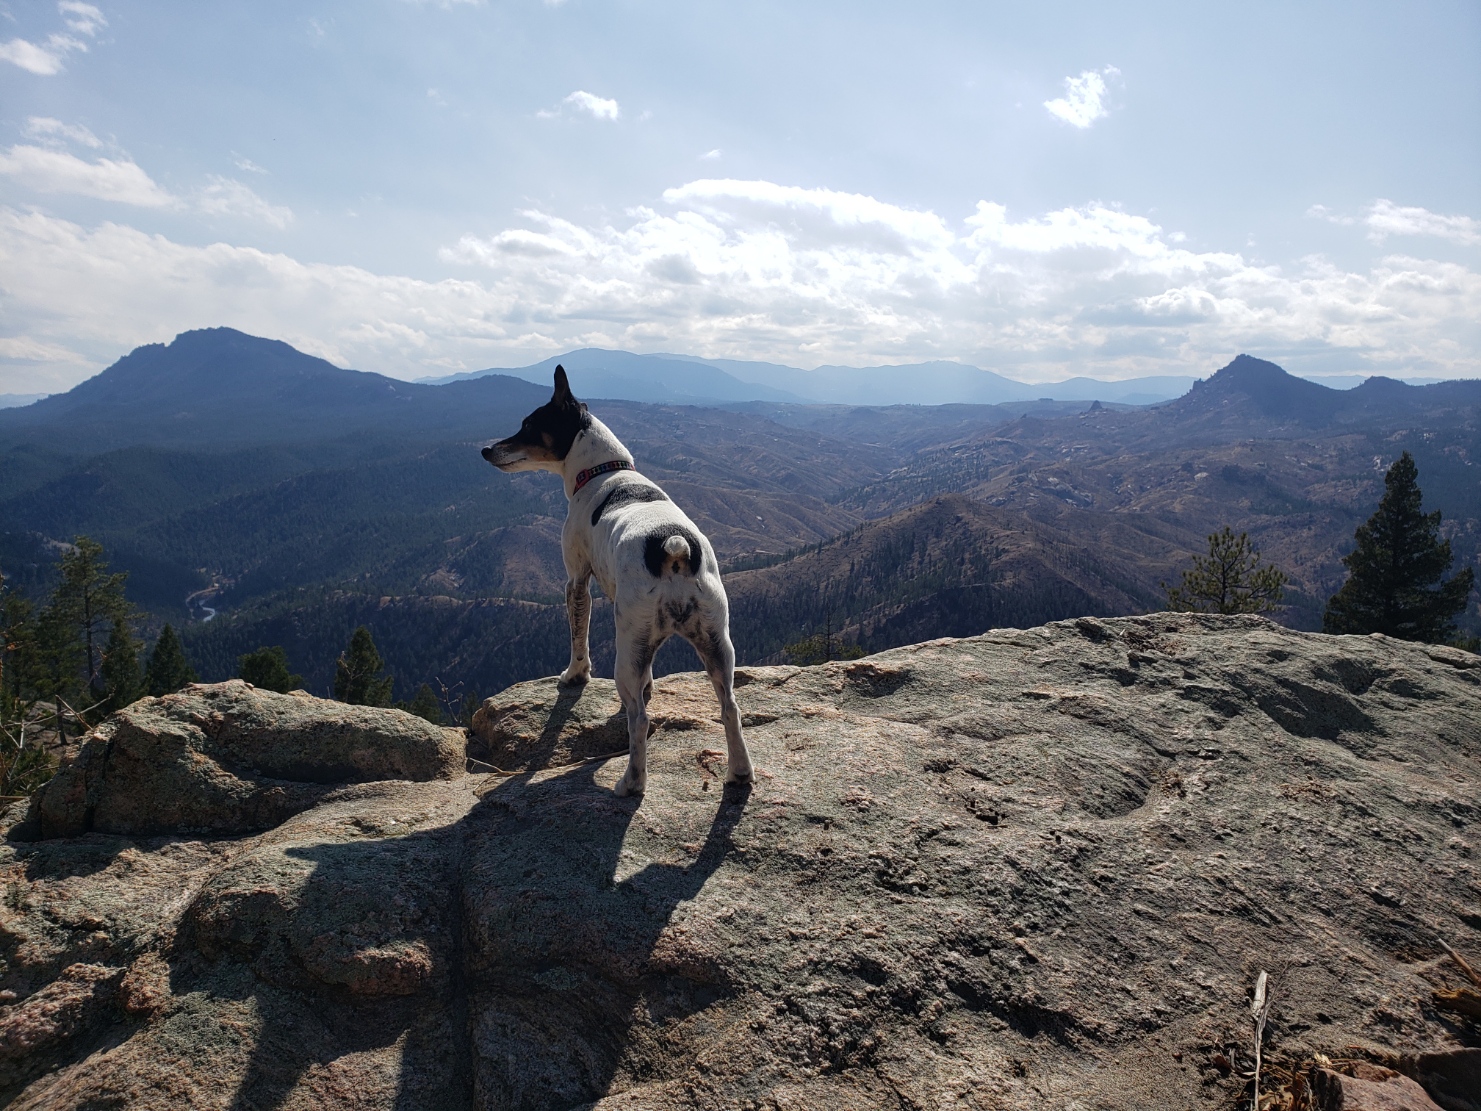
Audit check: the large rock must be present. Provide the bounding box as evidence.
[1,616,1478,1110]
[468,673,739,771]
[469,676,628,770]
[25,680,465,839]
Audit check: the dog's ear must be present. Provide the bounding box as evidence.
[553,365,574,403]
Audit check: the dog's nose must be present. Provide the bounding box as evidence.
[481,445,494,461]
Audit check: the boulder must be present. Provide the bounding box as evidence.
[1311,1065,1443,1110]
[24,680,465,839]
[469,676,629,770]
[468,672,749,772]
[1,616,1479,1110]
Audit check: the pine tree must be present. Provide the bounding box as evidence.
[0,572,54,797]
[238,645,303,693]
[1324,452,1476,643]
[783,613,865,665]
[0,571,37,708]
[144,624,198,696]
[460,690,482,728]
[99,619,143,711]
[404,682,442,724]
[334,626,394,706]
[36,537,132,706]
[1164,527,1287,615]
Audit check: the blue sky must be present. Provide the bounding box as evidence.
[1,0,1478,392]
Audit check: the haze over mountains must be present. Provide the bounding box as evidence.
[0,328,1476,699]
[420,347,1459,408]
[423,348,1202,406]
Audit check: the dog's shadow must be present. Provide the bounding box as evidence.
[216,702,748,1111]
[460,759,750,1109]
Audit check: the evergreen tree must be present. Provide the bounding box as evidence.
[238,645,303,693]
[782,614,865,665]
[334,626,394,706]
[0,571,37,708]
[1324,452,1476,643]
[36,537,132,705]
[99,619,143,711]
[1164,527,1286,615]
[403,682,443,724]
[0,572,54,797]
[144,624,198,696]
[460,690,482,728]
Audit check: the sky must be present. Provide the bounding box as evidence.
[1,0,1478,393]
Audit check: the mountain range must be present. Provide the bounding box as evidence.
[418,347,1461,408]
[1,329,1476,701]
[421,347,1200,405]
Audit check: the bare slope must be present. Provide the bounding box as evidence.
[3,616,1478,1109]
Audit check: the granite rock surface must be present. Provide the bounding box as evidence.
[2,615,1478,1110]
[23,680,466,840]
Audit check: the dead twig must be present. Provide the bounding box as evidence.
[1251,971,1271,1111]
[1433,986,1481,1019]
[1438,938,1481,989]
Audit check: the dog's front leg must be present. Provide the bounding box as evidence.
[612,634,652,797]
[559,575,593,686]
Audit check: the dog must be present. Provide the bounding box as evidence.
[481,367,753,797]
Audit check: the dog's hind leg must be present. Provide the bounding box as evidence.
[559,574,593,686]
[612,630,656,798]
[694,628,753,786]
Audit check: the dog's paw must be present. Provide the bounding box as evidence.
[724,767,754,786]
[558,667,590,687]
[613,773,646,798]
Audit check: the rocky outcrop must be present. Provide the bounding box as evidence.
[2,616,1478,1110]
[22,680,465,840]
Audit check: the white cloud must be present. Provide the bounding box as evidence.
[3,182,1478,393]
[1044,66,1120,129]
[232,153,267,174]
[58,2,106,36]
[0,145,175,207]
[1364,199,1479,246]
[196,176,294,228]
[0,2,105,75]
[1305,203,1354,227]
[1310,199,1480,247]
[0,38,66,75]
[700,149,722,161]
[24,116,103,148]
[563,90,619,121]
[0,336,79,363]
[0,143,293,226]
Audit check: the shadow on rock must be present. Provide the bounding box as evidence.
[164,787,476,1111]
[173,755,746,1111]
[461,759,751,1110]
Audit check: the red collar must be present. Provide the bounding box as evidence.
[572,459,633,493]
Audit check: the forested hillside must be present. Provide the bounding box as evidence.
[2,332,1477,702]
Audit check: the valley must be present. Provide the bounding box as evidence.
[1,331,1476,702]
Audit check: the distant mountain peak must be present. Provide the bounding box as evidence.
[1183,354,1338,421]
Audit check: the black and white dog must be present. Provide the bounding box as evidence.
[481,367,753,797]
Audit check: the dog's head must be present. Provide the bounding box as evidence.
[482,366,590,472]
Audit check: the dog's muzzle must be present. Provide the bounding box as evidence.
[481,443,526,470]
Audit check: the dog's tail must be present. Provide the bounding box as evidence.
[662,534,691,575]
[645,529,703,577]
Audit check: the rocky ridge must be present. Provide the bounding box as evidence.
[2,615,1479,1109]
